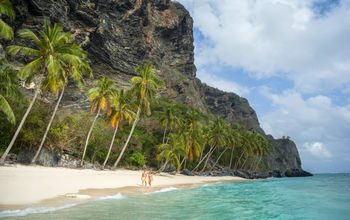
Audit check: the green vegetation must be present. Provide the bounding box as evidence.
[0,0,15,40]
[0,58,19,124]
[0,12,271,172]
[81,76,114,166]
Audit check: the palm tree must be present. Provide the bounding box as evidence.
[81,76,114,166]
[0,20,76,165]
[0,0,15,40]
[157,102,181,143]
[0,58,20,125]
[253,133,270,172]
[112,62,163,168]
[238,131,256,170]
[101,89,135,169]
[31,43,92,164]
[199,117,228,172]
[181,107,205,168]
[227,124,241,169]
[156,133,185,172]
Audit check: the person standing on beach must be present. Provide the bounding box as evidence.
[148,171,154,188]
[141,170,147,187]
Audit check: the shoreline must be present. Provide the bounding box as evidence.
[0,164,250,212]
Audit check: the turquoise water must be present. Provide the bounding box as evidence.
[1,174,350,219]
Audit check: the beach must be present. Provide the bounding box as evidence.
[0,164,247,211]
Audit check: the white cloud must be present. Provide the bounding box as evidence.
[303,142,332,158]
[178,0,350,93]
[259,87,350,172]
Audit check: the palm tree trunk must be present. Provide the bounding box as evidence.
[162,126,167,144]
[0,74,44,165]
[254,155,263,172]
[199,148,204,161]
[249,156,255,171]
[91,148,98,163]
[81,107,101,167]
[113,108,141,168]
[180,157,186,169]
[241,157,248,170]
[234,149,246,170]
[210,147,228,172]
[229,146,235,169]
[200,145,217,173]
[102,119,120,169]
[192,144,215,172]
[32,86,65,164]
[158,160,169,172]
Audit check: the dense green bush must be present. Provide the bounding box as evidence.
[129,151,145,168]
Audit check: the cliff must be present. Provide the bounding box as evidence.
[4,0,310,176]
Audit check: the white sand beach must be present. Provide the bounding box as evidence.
[0,165,247,210]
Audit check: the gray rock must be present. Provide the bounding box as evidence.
[163,163,175,173]
[181,168,194,176]
[285,168,313,177]
[17,148,59,166]
[234,170,252,179]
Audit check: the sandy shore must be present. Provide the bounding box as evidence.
[0,164,248,211]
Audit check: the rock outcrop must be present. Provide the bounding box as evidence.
[4,0,310,176]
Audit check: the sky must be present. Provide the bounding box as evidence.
[176,0,350,173]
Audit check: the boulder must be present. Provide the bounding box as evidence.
[181,168,194,176]
[17,148,59,166]
[234,170,252,179]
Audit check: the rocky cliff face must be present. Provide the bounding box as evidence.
[5,0,310,176]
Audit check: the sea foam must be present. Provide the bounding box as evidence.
[0,203,76,218]
[97,193,124,201]
[146,187,178,194]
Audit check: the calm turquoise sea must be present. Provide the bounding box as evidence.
[1,174,349,219]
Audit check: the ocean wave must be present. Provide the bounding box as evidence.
[97,193,124,200]
[0,203,76,218]
[146,187,178,194]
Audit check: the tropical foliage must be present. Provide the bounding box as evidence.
[0,58,20,124]
[0,0,15,40]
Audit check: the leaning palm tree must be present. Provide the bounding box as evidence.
[31,43,92,164]
[180,107,205,168]
[157,102,181,143]
[81,76,114,166]
[253,133,270,172]
[101,89,136,169]
[228,124,243,169]
[0,0,15,40]
[156,133,185,172]
[0,20,79,165]
[113,62,164,168]
[192,117,228,172]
